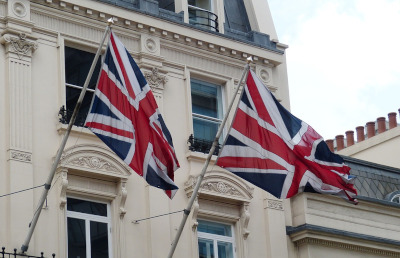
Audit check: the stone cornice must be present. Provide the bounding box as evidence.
[288,224,400,257]
[30,0,283,66]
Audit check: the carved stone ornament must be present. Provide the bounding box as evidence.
[184,171,254,202]
[266,199,283,211]
[59,168,69,209]
[240,204,250,239]
[1,33,38,59]
[58,144,131,179]
[119,181,128,219]
[12,1,27,17]
[144,67,168,89]
[69,156,120,173]
[192,198,200,231]
[258,68,270,83]
[9,150,32,163]
[145,38,157,53]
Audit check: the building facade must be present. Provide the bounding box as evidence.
[1,0,400,257]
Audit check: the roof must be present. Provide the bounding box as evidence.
[343,156,400,201]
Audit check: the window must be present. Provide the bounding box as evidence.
[191,79,223,143]
[197,220,235,258]
[63,47,101,127]
[157,0,175,11]
[66,197,112,258]
[223,0,250,33]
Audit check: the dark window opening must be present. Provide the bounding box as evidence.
[224,0,250,33]
[62,47,101,127]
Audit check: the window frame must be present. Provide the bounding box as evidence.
[197,219,237,258]
[66,197,113,258]
[190,78,224,143]
[63,45,102,127]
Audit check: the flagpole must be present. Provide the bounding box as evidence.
[167,57,252,258]
[20,19,113,254]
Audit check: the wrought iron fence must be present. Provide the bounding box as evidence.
[188,134,220,155]
[0,247,55,258]
[188,5,218,32]
[58,105,88,127]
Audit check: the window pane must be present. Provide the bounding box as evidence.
[65,88,94,126]
[217,241,234,258]
[193,116,220,142]
[198,238,215,258]
[67,198,108,217]
[191,80,220,119]
[67,218,86,258]
[65,47,101,89]
[90,221,109,258]
[198,220,232,237]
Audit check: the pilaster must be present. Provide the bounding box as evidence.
[0,0,38,248]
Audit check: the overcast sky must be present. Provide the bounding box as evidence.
[267,0,400,140]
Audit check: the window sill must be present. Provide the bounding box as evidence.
[57,123,96,138]
[186,150,218,163]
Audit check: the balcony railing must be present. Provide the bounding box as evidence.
[188,134,220,156]
[188,5,218,32]
[0,246,55,258]
[58,105,88,127]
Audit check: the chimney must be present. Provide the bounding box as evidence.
[346,130,354,147]
[326,139,334,152]
[389,112,397,129]
[356,126,365,142]
[366,121,375,138]
[377,117,386,134]
[335,135,345,151]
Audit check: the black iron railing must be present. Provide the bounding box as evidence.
[188,5,218,32]
[58,105,88,127]
[188,134,220,156]
[0,247,55,258]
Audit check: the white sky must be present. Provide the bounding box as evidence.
[267,0,400,140]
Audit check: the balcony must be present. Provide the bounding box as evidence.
[188,5,218,32]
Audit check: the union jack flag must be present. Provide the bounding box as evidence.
[85,31,179,198]
[216,70,357,203]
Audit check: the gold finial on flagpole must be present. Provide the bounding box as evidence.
[246,56,253,64]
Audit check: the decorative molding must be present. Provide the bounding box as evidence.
[31,0,282,68]
[295,237,400,257]
[0,33,38,59]
[59,168,68,209]
[9,149,32,163]
[12,1,28,18]
[68,175,117,196]
[59,144,131,179]
[144,67,168,90]
[68,156,120,174]
[119,181,128,219]
[192,198,199,231]
[240,204,250,239]
[266,199,284,211]
[144,37,157,53]
[184,170,254,202]
[258,68,270,83]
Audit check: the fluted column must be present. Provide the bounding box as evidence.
[1,13,38,247]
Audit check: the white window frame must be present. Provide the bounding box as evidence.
[191,79,224,142]
[197,220,236,258]
[66,197,113,258]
